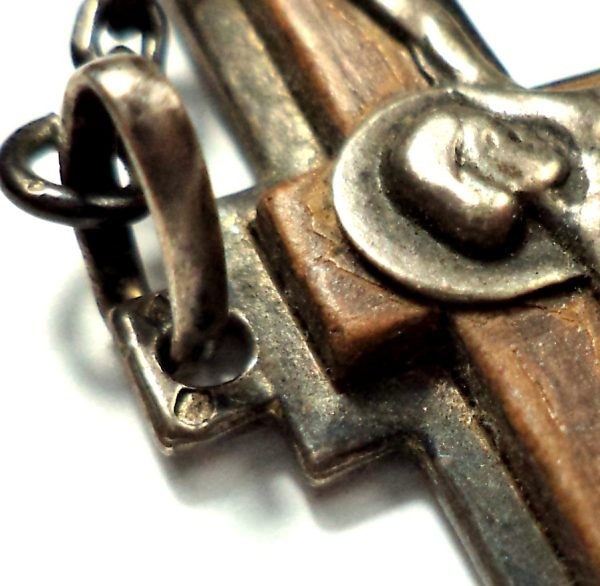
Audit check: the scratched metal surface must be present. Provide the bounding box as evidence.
[1,1,596,583]
[112,190,571,585]
[155,1,582,583]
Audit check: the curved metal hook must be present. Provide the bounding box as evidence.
[60,53,229,365]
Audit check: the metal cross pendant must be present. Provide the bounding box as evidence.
[2,1,599,584]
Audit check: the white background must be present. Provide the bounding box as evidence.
[0,2,597,585]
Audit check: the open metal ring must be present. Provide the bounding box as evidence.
[61,53,229,365]
[0,113,147,228]
[71,0,167,68]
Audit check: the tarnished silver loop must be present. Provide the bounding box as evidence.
[71,0,167,68]
[60,53,229,365]
[0,114,146,228]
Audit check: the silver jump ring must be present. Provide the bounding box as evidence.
[0,114,146,228]
[60,53,229,365]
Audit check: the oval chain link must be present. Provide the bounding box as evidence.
[71,0,167,68]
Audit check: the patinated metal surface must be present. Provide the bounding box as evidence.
[332,91,584,301]
[112,189,570,585]
[2,1,599,585]
[363,0,510,86]
[240,0,427,151]
[454,290,600,581]
[255,166,439,379]
[0,114,146,227]
[334,84,600,301]
[165,0,323,180]
[61,54,230,365]
[161,0,600,583]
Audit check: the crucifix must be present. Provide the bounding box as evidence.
[1,1,599,584]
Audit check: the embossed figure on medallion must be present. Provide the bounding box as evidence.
[385,103,570,252]
[334,2,600,301]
